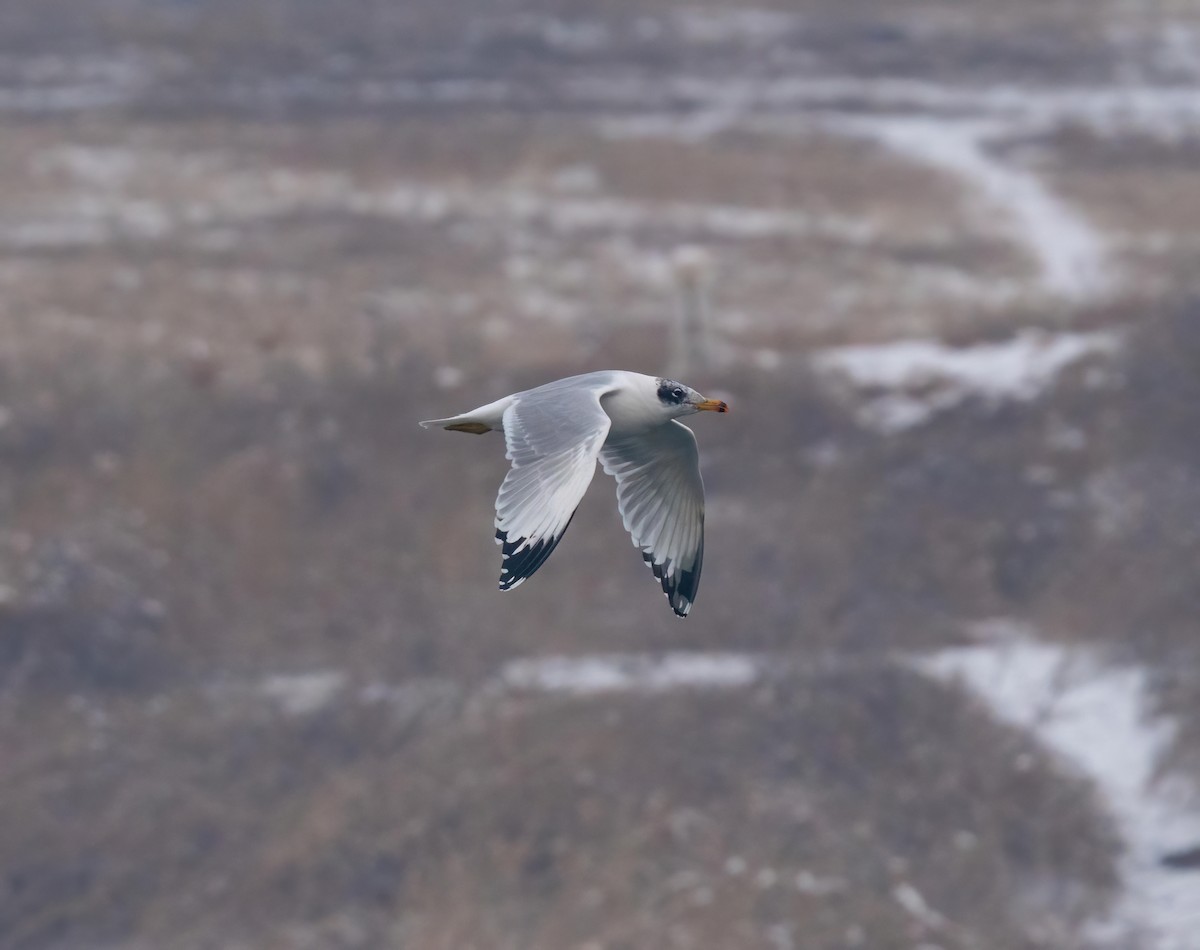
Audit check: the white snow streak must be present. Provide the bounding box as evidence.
[813,329,1121,432]
[599,76,1200,141]
[600,75,1200,302]
[497,652,762,696]
[259,671,346,716]
[10,148,879,252]
[919,628,1200,950]
[826,117,1116,300]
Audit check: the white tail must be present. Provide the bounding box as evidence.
[419,394,515,434]
[419,416,492,434]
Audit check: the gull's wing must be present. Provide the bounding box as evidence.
[600,420,705,617]
[495,383,613,590]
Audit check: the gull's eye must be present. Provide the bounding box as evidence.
[672,387,685,401]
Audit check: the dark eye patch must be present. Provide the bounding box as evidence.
[657,380,687,404]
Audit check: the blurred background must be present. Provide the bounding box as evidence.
[2,1,1200,948]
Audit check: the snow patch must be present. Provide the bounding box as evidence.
[892,882,947,930]
[497,652,762,696]
[674,9,803,45]
[0,52,156,113]
[468,15,611,54]
[918,628,1200,950]
[260,671,346,716]
[0,218,112,249]
[595,75,1200,141]
[813,329,1121,432]
[815,329,1119,395]
[34,146,139,187]
[12,158,877,253]
[597,74,1200,302]
[500,190,877,244]
[824,116,1115,300]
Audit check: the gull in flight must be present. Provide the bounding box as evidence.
[420,371,729,617]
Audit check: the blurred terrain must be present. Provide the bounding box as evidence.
[1,1,1200,948]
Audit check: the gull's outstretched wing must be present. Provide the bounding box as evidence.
[495,382,613,590]
[600,421,705,617]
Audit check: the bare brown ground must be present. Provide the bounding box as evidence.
[2,1,1199,948]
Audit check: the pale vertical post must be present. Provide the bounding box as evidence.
[668,245,713,379]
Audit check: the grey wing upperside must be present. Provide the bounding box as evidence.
[494,383,613,589]
[600,420,705,617]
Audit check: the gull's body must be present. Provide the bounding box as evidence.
[420,371,728,617]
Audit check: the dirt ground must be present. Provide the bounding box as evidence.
[2,1,1199,948]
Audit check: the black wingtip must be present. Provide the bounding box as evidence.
[642,551,701,618]
[495,512,578,591]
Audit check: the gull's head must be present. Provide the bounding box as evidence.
[655,377,729,417]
